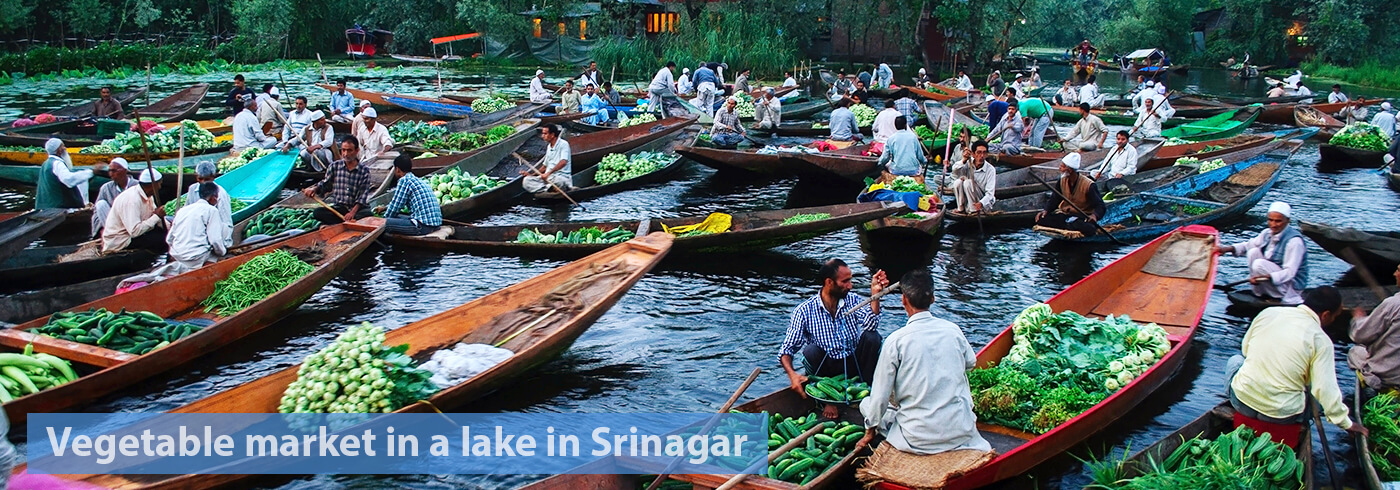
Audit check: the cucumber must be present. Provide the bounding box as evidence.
[778,458,813,481]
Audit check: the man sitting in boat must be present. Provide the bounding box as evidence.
[354,108,395,163]
[1349,264,1400,392]
[851,81,871,108]
[914,68,931,87]
[231,95,276,153]
[1295,83,1313,98]
[676,68,694,95]
[528,70,552,104]
[375,154,443,237]
[178,161,233,248]
[256,85,285,137]
[1064,103,1108,151]
[291,111,335,171]
[856,269,991,456]
[1266,83,1287,98]
[1370,102,1396,140]
[350,100,372,136]
[986,90,1010,129]
[166,182,229,270]
[1339,97,1371,124]
[779,258,889,419]
[949,141,996,214]
[1228,286,1367,440]
[872,99,902,154]
[93,86,123,119]
[579,61,600,89]
[1076,39,1098,65]
[1034,153,1105,237]
[1215,201,1309,305]
[753,88,782,130]
[102,168,167,253]
[893,89,920,126]
[710,97,747,147]
[281,96,314,147]
[225,74,254,117]
[734,68,753,95]
[1134,97,1165,139]
[986,70,1005,97]
[825,98,863,150]
[329,80,356,124]
[878,116,926,184]
[784,71,799,88]
[988,99,1024,155]
[302,136,373,224]
[1327,85,1349,104]
[579,85,610,126]
[36,138,93,211]
[1053,80,1078,107]
[1092,131,1139,181]
[559,80,581,115]
[1078,75,1104,109]
[955,70,974,92]
[601,82,622,106]
[90,157,135,237]
[521,124,573,194]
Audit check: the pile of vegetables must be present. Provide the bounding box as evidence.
[0,345,77,401]
[766,412,863,484]
[1330,122,1392,152]
[619,113,657,128]
[425,168,505,205]
[850,104,878,127]
[163,195,248,215]
[1173,156,1227,173]
[201,249,315,315]
[803,374,870,403]
[888,176,932,195]
[1163,137,1195,146]
[470,96,514,114]
[731,92,756,118]
[514,226,635,244]
[1363,392,1400,479]
[1095,425,1302,489]
[811,122,829,129]
[422,124,517,152]
[0,145,41,152]
[388,120,446,143]
[218,148,274,173]
[245,208,318,238]
[32,308,202,355]
[911,122,990,142]
[780,213,831,226]
[1176,204,1214,216]
[969,303,1170,434]
[80,120,218,154]
[594,151,675,185]
[278,322,438,414]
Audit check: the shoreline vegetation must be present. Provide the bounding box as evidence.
[1013,46,1400,92]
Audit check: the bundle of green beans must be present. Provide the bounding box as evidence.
[31,307,202,354]
[0,345,78,402]
[781,213,831,226]
[201,250,315,315]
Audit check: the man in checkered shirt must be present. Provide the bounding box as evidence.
[375,154,443,236]
[302,136,374,224]
[780,258,889,418]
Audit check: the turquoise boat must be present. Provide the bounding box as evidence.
[1160,104,1263,142]
[219,152,296,222]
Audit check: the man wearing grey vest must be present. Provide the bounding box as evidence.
[1216,201,1309,305]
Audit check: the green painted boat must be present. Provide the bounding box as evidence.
[219,152,296,222]
[1051,105,1188,128]
[1161,104,1263,142]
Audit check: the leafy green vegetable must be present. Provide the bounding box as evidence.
[470,96,514,114]
[278,322,439,414]
[780,213,830,225]
[1093,425,1302,489]
[619,113,657,128]
[422,124,517,152]
[388,120,446,143]
[594,151,676,185]
[77,120,217,154]
[850,104,877,127]
[1330,122,1392,151]
[513,226,635,244]
[1365,392,1400,479]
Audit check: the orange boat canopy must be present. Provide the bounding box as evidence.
[431,33,480,44]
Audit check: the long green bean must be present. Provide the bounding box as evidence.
[201,249,315,315]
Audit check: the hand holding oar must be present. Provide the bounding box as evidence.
[1340,247,1392,303]
[643,367,762,490]
[1028,171,1126,245]
[842,281,901,318]
[513,153,586,210]
[310,194,349,222]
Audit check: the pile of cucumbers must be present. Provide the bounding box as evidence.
[766,412,863,484]
[804,373,871,403]
[0,346,78,401]
[32,308,203,355]
[246,208,319,238]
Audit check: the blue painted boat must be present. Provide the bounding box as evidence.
[381,94,475,118]
[220,152,297,222]
[1038,140,1301,243]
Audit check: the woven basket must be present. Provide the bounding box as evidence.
[856,443,996,489]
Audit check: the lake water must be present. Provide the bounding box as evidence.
[1,62,1397,488]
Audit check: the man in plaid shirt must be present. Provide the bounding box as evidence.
[780,258,889,418]
[893,89,920,126]
[302,136,374,224]
[375,154,443,236]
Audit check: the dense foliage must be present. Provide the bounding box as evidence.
[1364,392,1400,479]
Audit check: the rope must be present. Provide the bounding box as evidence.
[489,260,634,347]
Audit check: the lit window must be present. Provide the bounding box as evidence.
[646,13,677,33]
[580,19,587,39]
[533,18,542,38]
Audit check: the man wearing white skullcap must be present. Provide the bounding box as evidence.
[179,160,233,247]
[529,70,552,104]
[1217,201,1310,304]
[256,83,286,136]
[296,110,335,171]
[232,94,275,152]
[102,168,167,253]
[354,106,395,162]
[1035,152,1105,236]
[36,138,92,210]
[709,96,747,146]
[166,181,229,270]
[90,157,138,237]
[1371,102,1396,141]
[677,67,695,95]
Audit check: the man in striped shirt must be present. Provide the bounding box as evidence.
[376,154,443,236]
[780,259,889,417]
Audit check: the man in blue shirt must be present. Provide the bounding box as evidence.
[987,88,1012,129]
[780,258,889,417]
[878,116,927,183]
[329,80,356,124]
[826,98,863,149]
[692,63,720,116]
[375,154,443,236]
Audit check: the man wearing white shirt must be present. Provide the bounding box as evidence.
[647,61,677,112]
[783,71,798,87]
[280,96,314,148]
[521,124,572,194]
[955,70,974,91]
[1371,102,1396,139]
[179,161,233,247]
[295,111,335,171]
[232,96,275,152]
[1327,85,1349,104]
[528,70,552,104]
[355,108,395,162]
[1217,202,1309,304]
[1134,98,1165,139]
[1078,74,1103,108]
[167,182,229,270]
[871,100,901,149]
[675,67,694,95]
[1093,131,1139,180]
[102,168,167,253]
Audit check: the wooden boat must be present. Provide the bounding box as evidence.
[779,144,881,183]
[1227,285,1398,311]
[859,202,947,240]
[0,143,230,169]
[0,242,160,293]
[993,138,1165,170]
[532,127,698,202]
[1073,59,1096,76]
[747,121,871,138]
[1299,221,1400,277]
[390,202,902,256]
[1039,142,1299,243]
[222,152,297,222]
[372,120,540,219]
[1210,94,1312,105]
[382,93,476,118]
[1389,171,1400,193]
[442,102,549,134]
[403,118,540,176]
[903,84,959,102]
[874,225,1218,489]
[1318,143,1389,170]
[0,221,384,423]
[1144,134,1278,170]
[774,99,831,121]
[0,209,65,262]
[537,110,593,126]
[544,82,646,98]
[1259,98,1382,125]
[0,88,148,131]
[1171,104,1236,119]
[946,162,1203,230]
[566,115,698,170]
[316,84,393,106]
[1160,105,1262,142]
[1113,403,1312,488]
[1050,105,1189,128]
[129,83,210,122]
[1292,105,1345,139]
[30,232,671,489]
[675,145,797,175]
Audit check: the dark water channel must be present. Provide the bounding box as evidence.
[1,62,1397,488]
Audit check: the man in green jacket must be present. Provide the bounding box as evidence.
[1019,97,1053,149]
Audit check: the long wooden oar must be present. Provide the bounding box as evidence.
[1028,171,1126,245]
[643,367,762,490]
[1213,277,1251,291]
[311,195,348,222]
[1308,392,1345,490]
[714,422,829,490]
[513,153,586,210]
[841,281,901,318]
[1341,247,1392,303]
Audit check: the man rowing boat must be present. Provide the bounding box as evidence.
[1215,201,1309,305]
[1349,264,1400,391]
[949,141,995,214]
[780,259,889,418]
[1034,153,1105,236]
